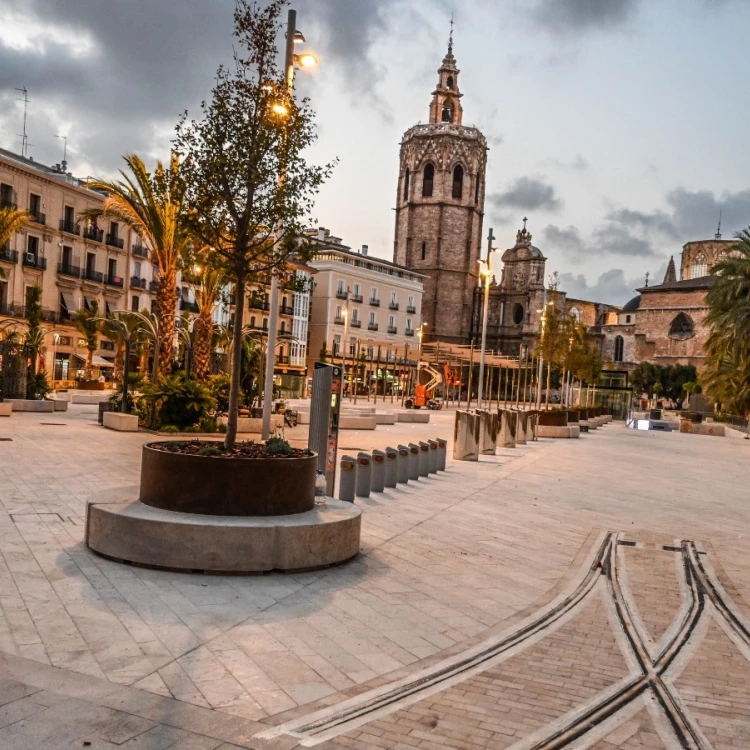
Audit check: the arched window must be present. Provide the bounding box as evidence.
[513,303,524,325]
[452,165,464,200]
[441,100,453,123]
[669,313,694,339]
[569,306,581,324]
[421,241,426,261]
[422,164,434,197]
[446,75,454,90]
[613,336,624,362]
[402,169,410,201]
[691,252,707,279]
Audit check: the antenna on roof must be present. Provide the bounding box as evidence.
[715,209,722,240]
[644,271,649,288]
[56,134,68,172]
[15,86,31,157]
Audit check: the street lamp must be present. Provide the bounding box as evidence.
[417,322,426,358]
[262,8,317,440]
[477,228,496,410]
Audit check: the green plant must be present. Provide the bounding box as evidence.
[265,436,292,455]
[197,445,222,456]
[74,300,100,380]
[26,370,52,400]
[144,371,215,429]
[185,424,203,433]
[199,416,219,433]
[217,422,227,434]
[160,424,179,433]
[208,372,231,412]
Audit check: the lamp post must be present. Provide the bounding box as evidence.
[262,8,317,440]
[341,294,349,398]
[535,287,548,409]
[477,227,496,410]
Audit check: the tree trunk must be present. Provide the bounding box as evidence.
[113,341,124,383]
[225,278,246,450]
[156,267,178,378]
[545,362,552,409]
[193,311,213,381]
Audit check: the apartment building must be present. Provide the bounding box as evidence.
[306,228,425,386]
[0,147,199,385]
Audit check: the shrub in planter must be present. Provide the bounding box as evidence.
[208,372,230,413]
[144,372,215,430]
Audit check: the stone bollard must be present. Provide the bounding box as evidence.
[339,455,356,503]
[427,439,439,473]
[397,445,410,483]
[355,452,372,498]
[371,449,386,492]
[384,447,398,488]
[436,438,447,471]
[407,443,420,480]
[515,411,528,445]
[418,442,430,476]
[453,410,480,461]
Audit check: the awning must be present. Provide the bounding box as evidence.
[93,355,114,368]
[60,291,76,312]
[84,296,96,310]
[105,300,112,315]
[181,287,190,302]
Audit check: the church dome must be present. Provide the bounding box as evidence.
[621,294,642,312]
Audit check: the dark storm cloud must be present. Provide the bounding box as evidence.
[557,265,663,305]
[542,224,585,255]
[665,187,750,238]
[543,221,659,259]
[530,0,640,33]
[605,208,679,238]
[489,177,563,219]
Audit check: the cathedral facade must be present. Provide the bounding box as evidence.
[392,38,488,344]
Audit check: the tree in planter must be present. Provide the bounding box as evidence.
[84,155,192,378]
[143,371,216,430]
[175,0,333,448]
[192,261,224,381]
[567,323,603,406]
[534,295,572,408]
[101,313,148,412]
[74,300,100,381]
[23,285,43,391]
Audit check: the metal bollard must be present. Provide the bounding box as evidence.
[397,445,410,483]
[427,439,439,473]
[407,443,420,480]
[339,455,356,503]
[418,442,430,477]
[384,447,398,488]
[371,449,385,492]
[436,438,447,471]
[355,452,372,498]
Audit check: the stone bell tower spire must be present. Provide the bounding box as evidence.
[429,22,463,126]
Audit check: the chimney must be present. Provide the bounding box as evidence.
[361,244,368,256]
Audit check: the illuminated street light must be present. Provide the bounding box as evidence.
[295,53,318,68]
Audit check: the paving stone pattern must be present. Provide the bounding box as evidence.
[0,407,749,747]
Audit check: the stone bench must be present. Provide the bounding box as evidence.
[397,411,431,423]
[103,412,139,432]
[538,424,580,439]
[6,399,55,412]
[679,421,725,437]
[52,399,69,412]
[71,393,110,405]
[372,412,396,425]
[339,415,377,430]
[237,415,284,433]
[0,403,11,417]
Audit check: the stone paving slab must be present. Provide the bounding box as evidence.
[0,407,749,747]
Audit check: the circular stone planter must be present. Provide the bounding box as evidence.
[139,442,317,516]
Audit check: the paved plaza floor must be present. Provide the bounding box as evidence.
[0,405,748,748]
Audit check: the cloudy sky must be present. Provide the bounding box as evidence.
[1,0,749,304]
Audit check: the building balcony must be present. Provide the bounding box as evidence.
[29,211,46,225]
[105,274,124,288]
[334,316,345,325]
[405,328,415,337]
[279,304,294,315]
[149,280,159,293]
[180,299,199,313]
[41,309,58,323]
[0,248,18,264]
[132,243,149,258]
[0,199,16,210]
[369,298,380,307]
[351,294,363,303]
[249,298,270,311]
[11,306,57,322]
[406,305,416,314]
[335,290,348,300]
[387,325,398,334]
[59,219,80,236]
[368,323,378,331]
[350,319,361,328]
[83,268,104,283]
[389,302,399,311]
[57,262,81,278]
[105,234,124,249]
[276,355,290,365]
[84,227,104,243]
[23,253,47,270]
[130,276,147,289]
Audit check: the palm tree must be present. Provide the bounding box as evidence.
[101,313,147,412]
[192,262,224,381]
[84,154,191,377]
[0,206,30,279]
[74,301,100,381]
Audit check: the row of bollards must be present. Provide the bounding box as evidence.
[453,409,541,461]
[339,438,447,502]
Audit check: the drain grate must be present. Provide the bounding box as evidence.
[0,438,12,441]
[40,423,67,426]
[617,540,637,547]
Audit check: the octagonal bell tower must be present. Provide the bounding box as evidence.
[392,32,488,344]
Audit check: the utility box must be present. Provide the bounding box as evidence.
[308,363,343,497]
